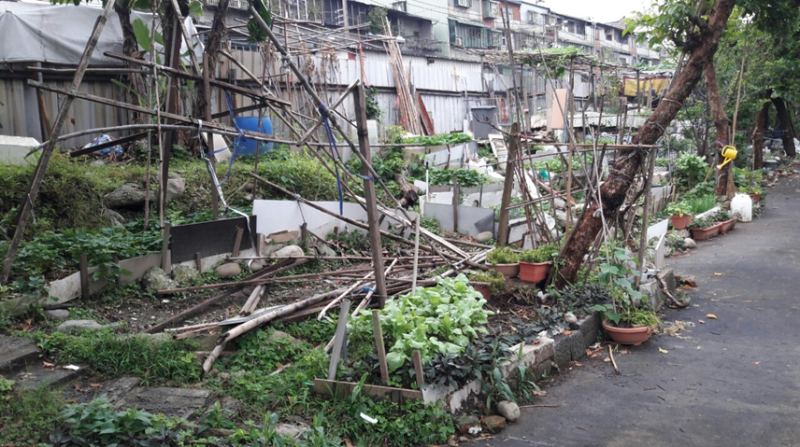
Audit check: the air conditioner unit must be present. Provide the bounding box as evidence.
[455,37,463,46]
[456,0,470,8]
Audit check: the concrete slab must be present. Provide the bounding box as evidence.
[102,377,141,403]
[115,387,212,419]
[14,366,79,390]
[0,335,39,373]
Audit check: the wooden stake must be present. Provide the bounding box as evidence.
[372,310,389,385]
[327,299,351,380]
[232,227,244,257]
[0,0,118,284]
[634,149,657,288]
[411,215,421,294]
[80,253,90,300]
[354,84,388,306]
[412,350,424,386]
[161,223,172,275]
[452,173,459,233]
[497,123,519,246]
[195,252,202,271]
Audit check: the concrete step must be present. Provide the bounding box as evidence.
[0,335,40,374]
[13,365,80,391]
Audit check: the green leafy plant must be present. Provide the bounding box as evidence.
[673,152,708,189]
[427,169,488,187]
[401,133,473,146]
[350,274,492,372]
[590,244,652,328]
[687,217,715,230]
[684,195,716,215]
[665,201,692,217]
[486,247,518,265]
[519,243,559,264]
[0,387,64,445]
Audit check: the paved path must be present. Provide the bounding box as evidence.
[492,178,800,447]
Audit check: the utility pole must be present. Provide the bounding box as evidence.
[353,84,387,306]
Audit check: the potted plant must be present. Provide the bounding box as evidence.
[739,185,763,205]
[486,247,519,279]
[469,270,508,300]
[591,246,660,346]
[518,243,559,284]
[666,201,693,230]
[687,217,720,241]
[713,209,736,234]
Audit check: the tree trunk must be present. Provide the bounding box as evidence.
[753,98,769,169]
[705,62,735,198]
[394,174,419,209]
[772,96,796,157]
[556,0,737,288]
[193,0,230,123]
[115,2,148,124]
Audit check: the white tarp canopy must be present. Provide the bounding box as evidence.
[0,1,202,66]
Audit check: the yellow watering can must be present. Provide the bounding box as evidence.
[717,145,737,169]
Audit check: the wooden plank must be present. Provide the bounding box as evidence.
[79,253,89,300]
[144,289,237,334]
[327,299,351,380]
[195,252,202,271]
[417,93,435,135]
[372,310,389,385]
[313,378,423,403]
[161,223,172,275]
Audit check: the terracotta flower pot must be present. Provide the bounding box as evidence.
[671,214,692,230]
[489,263,519,279]
[750,193,762,205]
[602,319,653,346]
[690,225,721,242]
[719,218,736,234]
[518,261,552,284]
[473,284,492,300]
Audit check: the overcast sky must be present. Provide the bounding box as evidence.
[540,0,651,23]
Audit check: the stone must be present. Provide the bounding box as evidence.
[45,309,70,320]
[684,238,697,249]
[564,312,578,325]
[638,279,663,310]
[172,265,199,284]
[274,422,310,439]
[456,415,481,435]
[104,183,147,209]
[142,267,179,293]
[56,319,104,333]
[115,387,212,419]
[250,260,265,272]
[497,401,520,422]
[270,245,305,259]
[475,231,494,243]
[103,377,141,404]
[13,365,79,390]
[480,415,507,434]
[447,434,458,446]
[215,263,242,278]
[90,159,105,166]
[678,275,697,287]
[268,330,302,346]
[0,335,40,373]
[219,396,243,416]
[165,177,186,202]
[101,208,125,227]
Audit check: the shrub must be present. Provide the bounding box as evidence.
[665,201,691,217]
[469,270,508,294]
[487,247,518,265]
[519,243,559,263]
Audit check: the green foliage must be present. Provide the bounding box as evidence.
[624,0,716,52]
[469,270,508,294]
[367,6,388,34]
[674,152,708,190]
[687,217,715,229]
[365,87,382,120]
[247,0,273,43]
[592,244,648,327]
[0,387,64,446]
[428,169,487,187]
[273,319,337,346]
[486,247,518,265]
[350,275,492,372]
[519,243,559,264]
[401,133,473,146]
[419,216,444,236]
[684,195,716,215]
[228,329,314,373]
[38,330,202,385]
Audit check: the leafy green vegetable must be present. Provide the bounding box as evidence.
[401,133,473,147]
[350,274,492,372]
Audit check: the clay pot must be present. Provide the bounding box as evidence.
[489,263,519,279]
[671,214,693,230]
[602,319,653,346]
[473,284,492,300]
[518,261,552,284]
[750,193,762,205]
[690,224,721,242]
[719,218,736,234]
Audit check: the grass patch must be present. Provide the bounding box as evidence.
[0,386,65,446]
[35,329,202,386]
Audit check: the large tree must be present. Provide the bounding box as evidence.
[557,0,737,287]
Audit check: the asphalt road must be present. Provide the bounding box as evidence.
[489,177,800,447]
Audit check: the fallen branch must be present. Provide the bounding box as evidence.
[609,345,620,375]
[658,274,689,309]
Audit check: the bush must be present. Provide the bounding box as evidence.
[684,195,716,215]
[469,270,508,294]
[519,243,559,263]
